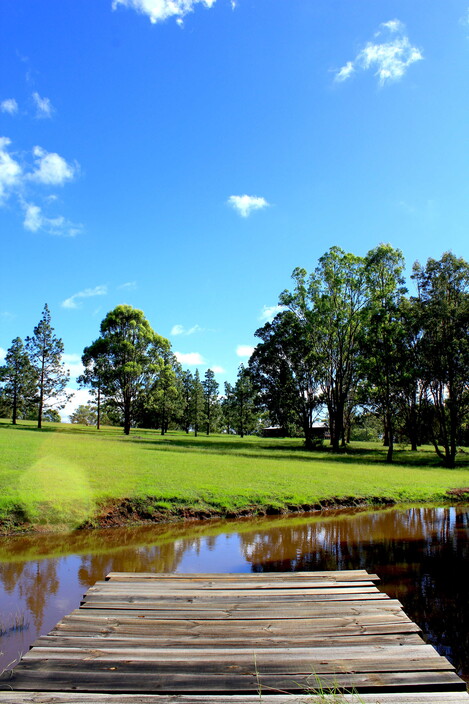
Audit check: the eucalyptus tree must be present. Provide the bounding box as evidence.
[280,247,369,451]
[0,337,37,424]
[26,304,71,429]
[202,369,220,435]
[249,310,321,447]
[361,244,408,462]
[82,305,170,435]
[412,252,469,467]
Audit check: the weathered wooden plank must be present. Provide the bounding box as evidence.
[33,632,426,649]
[21,649,453,675]
[77,604,406,619]
[5,664,465,692]
[88,580,379,592]
[80,592,389,604]
[22,644,438,660]
[106,570,380,581]
[2,694,469,703]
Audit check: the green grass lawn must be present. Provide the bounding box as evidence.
[1,419,469,530]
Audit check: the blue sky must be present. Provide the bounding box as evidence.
[1,0,469,418]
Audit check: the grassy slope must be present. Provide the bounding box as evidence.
[1,419,469,529]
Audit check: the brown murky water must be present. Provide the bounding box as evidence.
[1,505,468,681]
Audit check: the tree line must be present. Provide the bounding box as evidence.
[1,244,469,467]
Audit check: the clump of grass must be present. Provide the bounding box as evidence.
[0,611,29,637]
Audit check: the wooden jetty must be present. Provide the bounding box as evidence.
[1,570,468,703]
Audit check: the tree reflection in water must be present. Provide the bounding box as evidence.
[0,506,468,681]
[242,507,469,681]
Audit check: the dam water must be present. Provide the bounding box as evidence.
[0,505,468,682]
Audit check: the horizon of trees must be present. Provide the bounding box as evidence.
[1,246,469,466]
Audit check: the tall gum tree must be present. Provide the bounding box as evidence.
[412,252,469,468]
[361,244,407,463]
[82,305,170,435]
[281,247,369,451]
[26,304,71,429]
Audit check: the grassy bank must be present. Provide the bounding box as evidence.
[1,419,469,532]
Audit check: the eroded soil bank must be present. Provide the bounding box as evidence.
[2,490,469,535]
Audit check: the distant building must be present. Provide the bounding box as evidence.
[261,422,329,439]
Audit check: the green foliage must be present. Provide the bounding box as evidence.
[202,369,220,435]
[0,337,37,424]
[412,252,469,467]
[70,404,98,426]
[25,304,71,429]
[190,369,206,436]
[81,305,170,435]
[250,310,321,445]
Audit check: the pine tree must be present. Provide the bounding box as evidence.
[190,369,206,437]
[202,369,220,435]
[26,304,71,429]
[0,337,37,424]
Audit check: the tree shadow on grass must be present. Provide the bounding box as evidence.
[134,435,456,469]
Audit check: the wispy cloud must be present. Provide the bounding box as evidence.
[171,324,204,336]
[32,91,54,118]
[236,345,255,358]
[112,0,217,25]
[1,99,18,115]
[29,146,76,185]
[175,351,205,366]
[118,281,137,290]
[335,19,423,86]
[259,304,285,322]
[0,138,81,235]
[0,347,6,362]
[62,285,108,309]
[22,202,83,237]
[0,137,22,204]
[228,194,269,218]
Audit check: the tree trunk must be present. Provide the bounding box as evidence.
[97,387,101,430]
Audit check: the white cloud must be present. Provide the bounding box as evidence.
[335,61,355,82]
[61,353,85,380]
[211,365,225,374]
[29,146,76,185]
[1,99,18,115]
[118,281,137,290]
[32,91,54,118]
[0,139,81,233]
[335,20,423,86]
[62,285,108,309]
[171,323,203,336]
[379,19,405,34]
[259,304,285,322]
[0,347,6,362]
[60,387,93,422]
[22,202,82,237]
[175,351,205,366]
[0,137,22,204]
[236,345,255,358]
[112,0,217,25]
[228,194,269,217]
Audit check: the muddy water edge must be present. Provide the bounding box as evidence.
[0,505,468,682]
